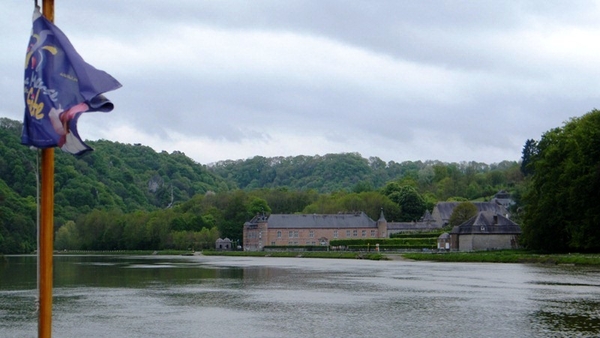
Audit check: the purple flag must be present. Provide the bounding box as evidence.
[22,8,121,156]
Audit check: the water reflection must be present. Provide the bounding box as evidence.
[0,255,599,337]
[532,299,600,335]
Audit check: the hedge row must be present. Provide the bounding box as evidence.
[347,244,437,250]
[330,238,436,246]
[263,245,329,251]
[390,232,444,239]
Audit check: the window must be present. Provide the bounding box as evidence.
[289,231,293,238]
[362,230,366,237]
[294,231,299,238]
[271,242,276,246]
[333,230,338,238]
[371,230,376,237]
[309,230,314,238]
[346,230,351,237]
[277,231,282,238]
[353,230,358,237]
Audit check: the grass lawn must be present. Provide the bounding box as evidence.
[401,250,600,265]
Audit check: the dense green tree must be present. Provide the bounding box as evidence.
[302,191,401,222]
[417,166,435,187]
[115,212,138,249]
[368,156,389,188]
[448,202,478,227]
[486,170,506,187]
[387,186,427,222]
[168,227,220,250]
[218,190,251,242]
[248,197,271,216]
[247,188,318,214]
[436,177,455,201]
[520,139,538,176]
[210,152,373,193]
[381,182,402,196]
[421,192,438,212]
[352,181,373,193]
[522,109,600,252]
[0,179,36,254]
[465,182,482,200]
[55,221,80,250]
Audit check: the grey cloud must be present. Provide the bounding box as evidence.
[3,1,600,164]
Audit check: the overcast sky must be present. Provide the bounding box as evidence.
[3,1,600,165]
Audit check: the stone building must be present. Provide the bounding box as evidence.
[431,202,509,227]
[243,212,388,251]
[437,232,451,250]
[215,238,232,250]
[386,210,442,235]
[490,190,515,210]
[386,201,510,234]
[449,211,521,251]
[242,201,519,251]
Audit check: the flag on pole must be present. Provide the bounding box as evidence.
[22,8,121,156]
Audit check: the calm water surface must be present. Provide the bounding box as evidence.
[0,255,599,337]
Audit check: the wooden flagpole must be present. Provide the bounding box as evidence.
[39,3,55,338]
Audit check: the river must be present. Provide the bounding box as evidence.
[0,254,599,337]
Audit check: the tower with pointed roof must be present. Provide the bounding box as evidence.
[377,209,387,238]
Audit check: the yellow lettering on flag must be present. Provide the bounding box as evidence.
[27,87,44,120]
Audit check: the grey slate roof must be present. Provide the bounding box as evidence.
[387,222,441,231]
[421,210,434,222]
[378,209,386,222]
[450,211,521,235]
[259,212,376,229]
[491,190,514,209]
[433,202,509,224]
[493,190,511,200]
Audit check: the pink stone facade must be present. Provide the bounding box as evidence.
[243,213,385,251]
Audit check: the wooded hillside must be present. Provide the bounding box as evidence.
[0,117,523,253]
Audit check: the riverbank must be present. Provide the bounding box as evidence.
[202,250,387,260]
[33,250,384,260]
[43,249,600,265]
[402,250,600,265]
[51,250,192,255]
[203,250,600,265]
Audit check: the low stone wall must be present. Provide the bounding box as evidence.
[459,234,519,251]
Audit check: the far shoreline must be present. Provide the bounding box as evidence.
[21,249,600,265]
[402,250,600,265]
